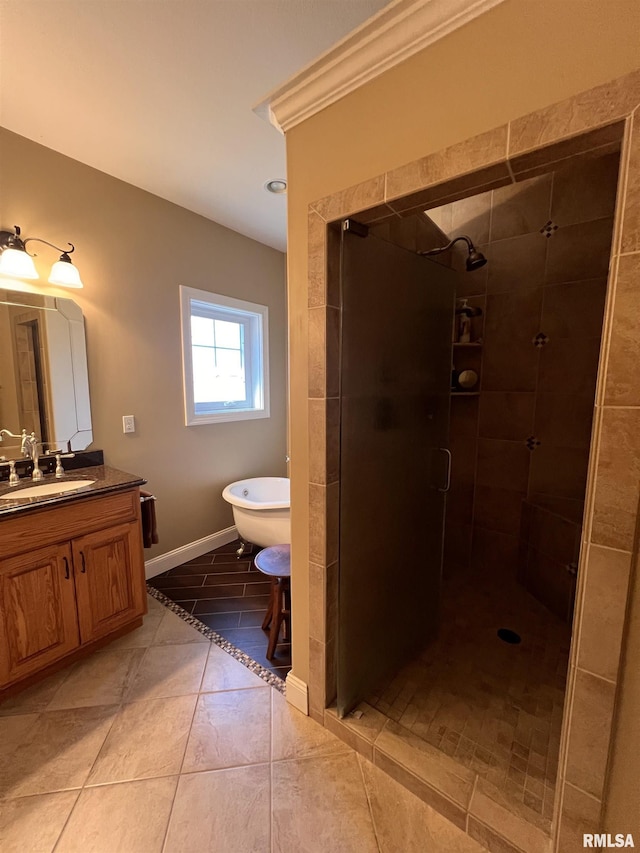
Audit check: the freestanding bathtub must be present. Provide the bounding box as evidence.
[222,477,290,548]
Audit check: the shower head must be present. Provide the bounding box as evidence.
[419,235,487,272]
[465,246,488,271]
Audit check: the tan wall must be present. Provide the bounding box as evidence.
[284,0,640,827]
[0,128,287,557]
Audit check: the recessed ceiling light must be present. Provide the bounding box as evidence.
[265,179,287,194]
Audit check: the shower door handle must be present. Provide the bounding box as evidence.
[438,448,452,493]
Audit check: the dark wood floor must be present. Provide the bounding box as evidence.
[147,539,292,681]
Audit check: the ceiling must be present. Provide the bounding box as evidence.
[0,0,390,253]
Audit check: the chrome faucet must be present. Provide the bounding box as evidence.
[0,459,19,486]
[0,428,44,481]
[0,429,22,485]
[21,431,44,481]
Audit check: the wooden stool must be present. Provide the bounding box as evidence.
[254,544,291,660]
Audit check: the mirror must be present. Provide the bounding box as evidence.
[0,287,92,452]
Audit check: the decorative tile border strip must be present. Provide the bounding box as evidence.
[146,584,286,694]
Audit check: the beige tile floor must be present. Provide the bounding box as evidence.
[0,595,488,853]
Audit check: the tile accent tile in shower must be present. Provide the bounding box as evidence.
[539,221,558,238]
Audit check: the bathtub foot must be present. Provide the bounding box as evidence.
[236,541,248,558]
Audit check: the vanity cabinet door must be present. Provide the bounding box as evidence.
[72,520,146,644]
[0,543,80,686]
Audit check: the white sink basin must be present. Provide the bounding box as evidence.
[0,479,96,499]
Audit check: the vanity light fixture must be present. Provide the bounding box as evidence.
[0,225,84,289]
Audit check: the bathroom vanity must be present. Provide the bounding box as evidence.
[0,466,147,695]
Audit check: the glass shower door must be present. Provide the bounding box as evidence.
[337,224,456,717]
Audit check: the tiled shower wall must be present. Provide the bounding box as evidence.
[429,153,620,593]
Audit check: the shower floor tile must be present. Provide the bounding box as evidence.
[147,540,291,682]
[368,569,570,825]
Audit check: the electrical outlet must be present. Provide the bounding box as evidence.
[122,415,136,434]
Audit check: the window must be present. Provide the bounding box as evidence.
[180,286,269,425]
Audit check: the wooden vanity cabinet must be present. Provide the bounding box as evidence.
[73,521,146,644]
[0,542,80,685]
[0,487,147,691]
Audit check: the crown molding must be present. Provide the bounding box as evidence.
[254,0,506,134]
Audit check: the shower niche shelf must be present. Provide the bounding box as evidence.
[452,334,482,394]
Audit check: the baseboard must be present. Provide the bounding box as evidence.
[145,525,238,579]
[285,672,309,715]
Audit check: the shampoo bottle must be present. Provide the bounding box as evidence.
[458,300,471,343]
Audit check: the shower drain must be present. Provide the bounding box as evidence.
[497,628,521,644]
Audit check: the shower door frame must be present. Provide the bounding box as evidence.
[304,68,640,853]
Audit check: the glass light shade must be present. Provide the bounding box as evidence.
[0,248,38,280]
[48,258,83,288]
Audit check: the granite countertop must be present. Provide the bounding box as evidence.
[0,465,146,517]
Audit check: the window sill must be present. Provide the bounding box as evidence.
[186,408,270,426]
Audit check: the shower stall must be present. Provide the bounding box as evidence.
[334,149,618,831]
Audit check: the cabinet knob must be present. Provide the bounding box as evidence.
[80,552,86,573]
[63,557,70,580]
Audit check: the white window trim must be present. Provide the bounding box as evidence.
[180,285,270,425]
